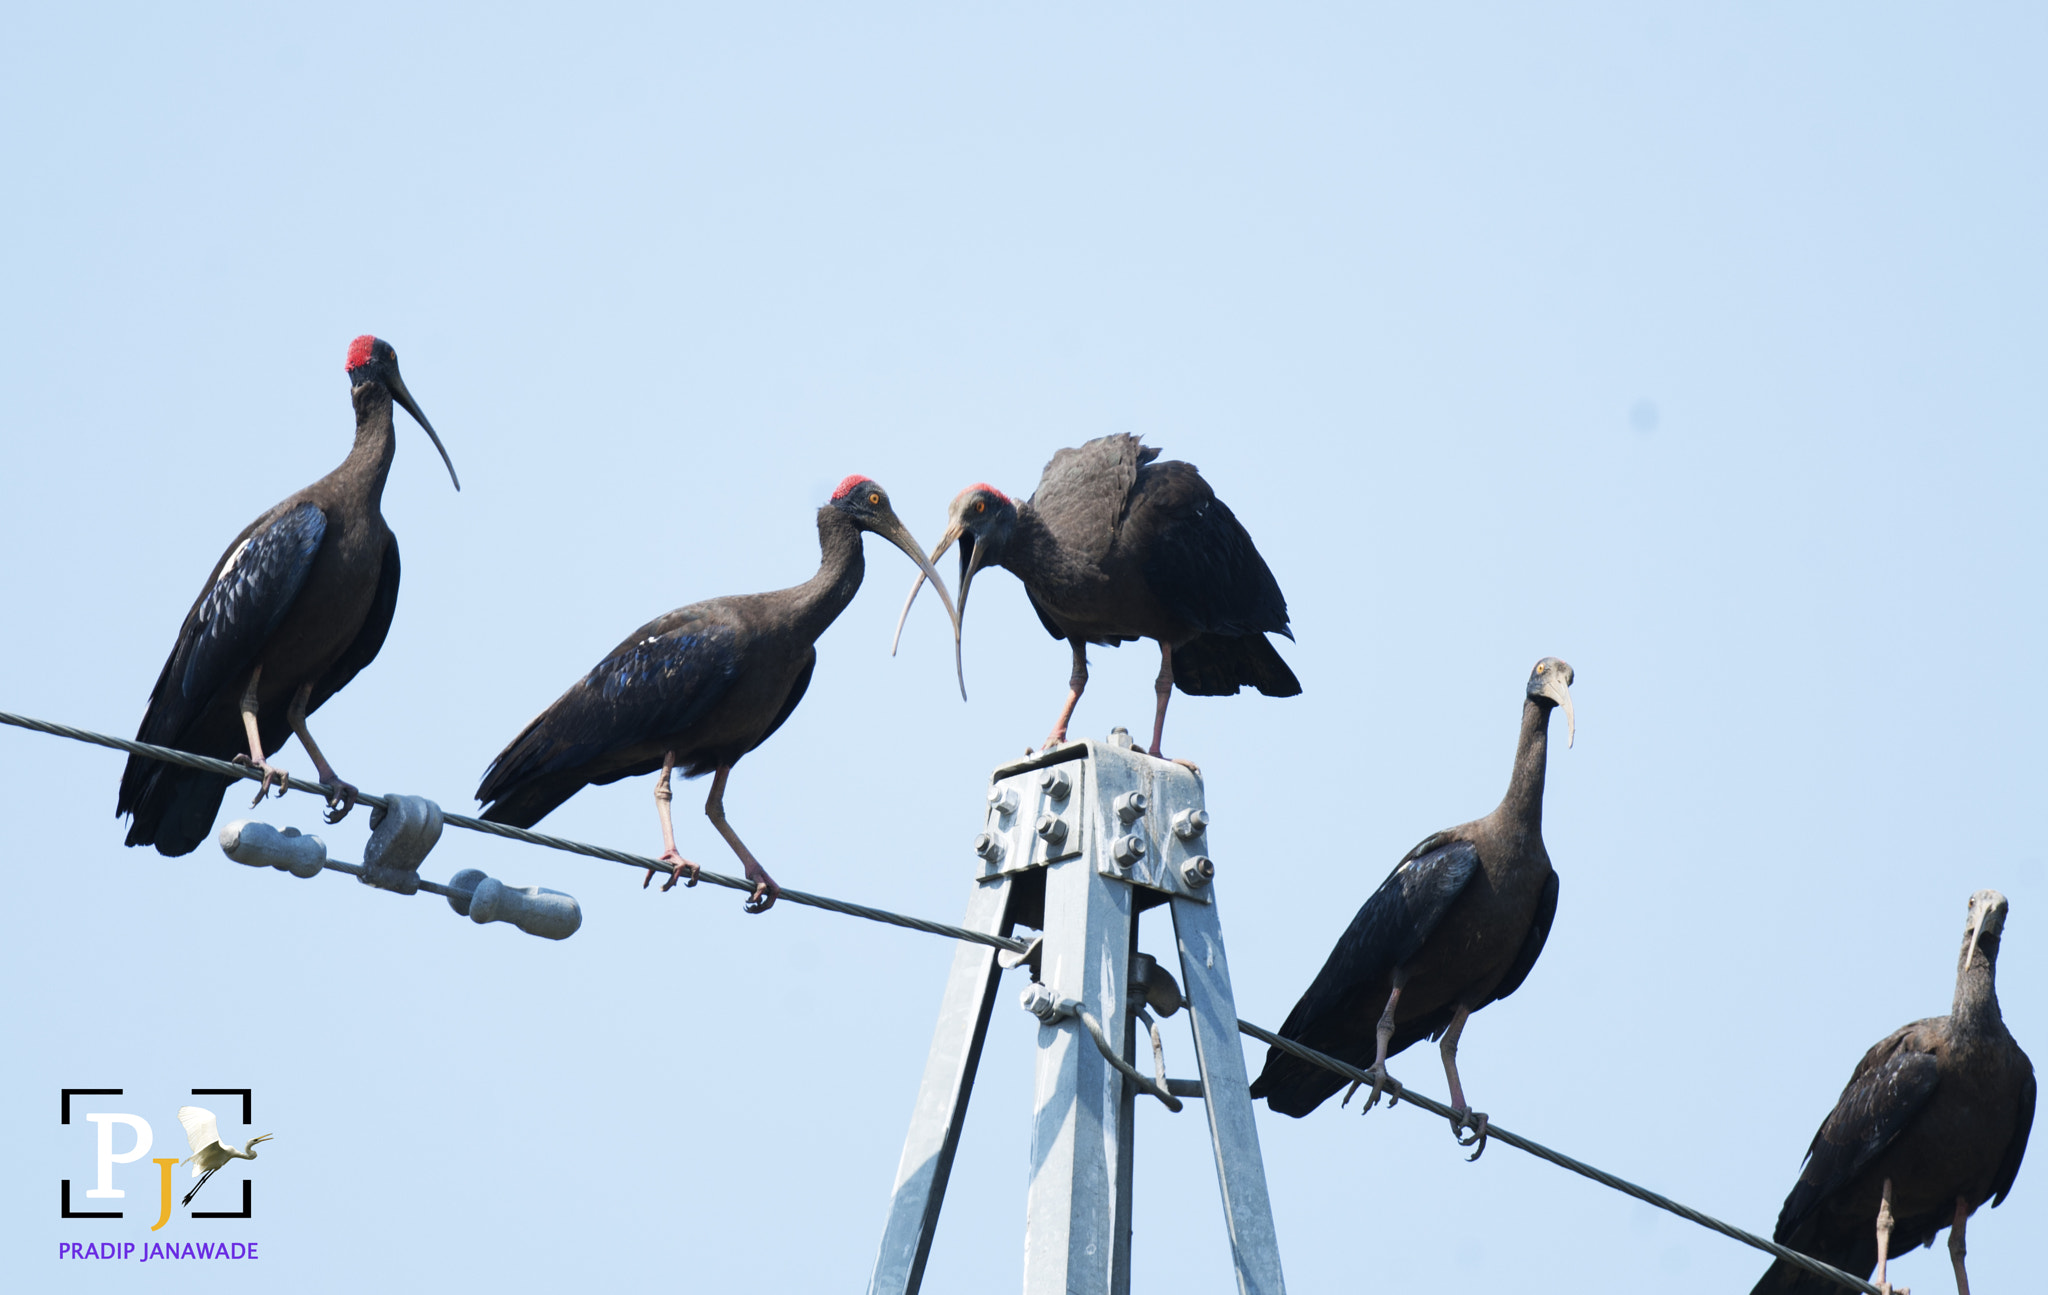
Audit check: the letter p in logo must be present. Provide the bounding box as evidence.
[83,1114,152,1198]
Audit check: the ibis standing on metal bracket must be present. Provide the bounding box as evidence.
[892,434,1298,757]
[1251,658,1574,1159]
[1752,890,2034,1295]
[870,733,1283,1295]
[474,477,960,913]
[117,336,460,854]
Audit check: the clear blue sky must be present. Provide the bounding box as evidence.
[4,5,2042,1292]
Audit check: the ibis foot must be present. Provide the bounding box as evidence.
[650,848,700,893]
[1340,1064,1401,1113]
[232,754,290,804]
[318,779,360,825]
[1450,1107,1490,1161]
[742,862,781,915]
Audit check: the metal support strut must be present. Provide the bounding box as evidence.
[869,732,1285,1295]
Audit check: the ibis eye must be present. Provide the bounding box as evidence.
[868,492,881,506]
[975,500,985,514]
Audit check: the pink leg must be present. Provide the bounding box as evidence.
[1439,1005,1490,1159]
[1875,1177,1903,1295]
[1949,1196,1970,1295]
[705,764,780,914]
[1147,643,1174,757]
[287,682,359,824]
[1342,975,1405,1112]
[230,665,291,804]
[1040,640,1088,751]
[648,750,702,892]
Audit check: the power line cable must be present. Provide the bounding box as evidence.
[1,708,1878,1294]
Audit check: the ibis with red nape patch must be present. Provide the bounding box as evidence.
[118,336,459,854]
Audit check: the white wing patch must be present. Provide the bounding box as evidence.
[178,1106,220,1157]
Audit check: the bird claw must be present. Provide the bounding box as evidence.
[1341,1065,1400,1113]
[1450,1107,1490,1161]
[232,754,291,804]
[743,870,780,915]
[651,850,700,893]
[320,780,360,825]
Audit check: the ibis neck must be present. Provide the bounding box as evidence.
[1003,505,1090,588]
[338,381,399,500]
[788,507,867,643]
[1951,937,2003,1033]
[1498,698,1552,829]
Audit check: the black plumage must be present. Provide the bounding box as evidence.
[1753,890,2034,1295]
[474,477,957,913]
[1250,658,1574,1156]
[896,434,1297,757]
[117,336,458,854]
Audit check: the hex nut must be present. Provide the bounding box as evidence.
[973,832,1005,862]
[1172,808,1211,841]
[987,786,1019,815]
[1114,790,1149,824]
[1181,855,1215,887]
[1039,768,1072,800]
[1111,834,1147,865]
[1035,814,1069,847]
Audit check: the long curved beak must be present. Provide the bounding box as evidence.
[891,519,976,700]
[873,512,962,693]
[1964,905,1988,971]
[1542,675,1575,748]
[388,370,461,491]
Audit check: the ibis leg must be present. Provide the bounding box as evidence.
[705,764,779,913]
[1948,1196,1969,1295]
[648,750,702,891]
[231,666,289,804]
[285,682,359,824]
[1875,1177,1900,1295]
[1438,1005,1489,1159]
[1147,644,1174,758]
[1042,640,1089,751]
[1342,976,1405,1112]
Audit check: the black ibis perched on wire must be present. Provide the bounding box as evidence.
[891,433,1297,757]
[1752,890,2033,1295]
[473,477,959,914]
[117,336,459,855]
[1249,658,1574,1157]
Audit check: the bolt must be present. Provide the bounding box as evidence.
[973,832,1005,863]
[1039,768,1072,800]
[1020,982,1068,1023]
[1113,790,1148,823]
[1181,855,1215,888]
[1171,808,1210,841]
[1107,727,1136,750]
[1035,814,1068,848]
[987,786,1019,816]
[1111,834,1147,865]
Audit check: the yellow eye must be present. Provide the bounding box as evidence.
[868,492,881,506]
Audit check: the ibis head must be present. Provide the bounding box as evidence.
[1526,657,1575,748]
[1962,889,2010,973]
[828,475,962,639]
[887,484,1017,697]
[346,335,460,491]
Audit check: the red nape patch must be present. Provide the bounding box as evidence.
[345,335,378,370]
[831,474,874,500]
[961,482,1011,505]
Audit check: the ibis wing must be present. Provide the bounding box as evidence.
[1992,1067,2035,1208]
[137,503,328,745]
[1482,868,1558,1007]
[1774,1025,1942,1241]
[1274,835,1481,1045]
[177,1106,220,1158]
[309,537,399,714]
[1130,460,1290,639]
[476,609,742,806]
[1028,434,1157,566]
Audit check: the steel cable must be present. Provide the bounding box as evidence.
[4,708,1877,1293]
